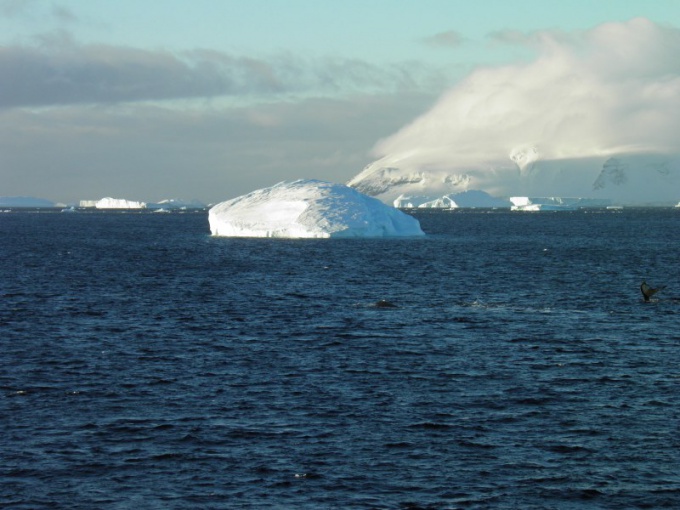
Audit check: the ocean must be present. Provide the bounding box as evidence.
[1,208,679,509]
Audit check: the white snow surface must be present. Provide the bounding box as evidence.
[80,198,204,209]
[347,19,680,207]
[95,197,146,209]
[147,199,206,209]
[394,190,511,209]
[348,153,680,207]
[509,196,611,211]
[209,179,425,238]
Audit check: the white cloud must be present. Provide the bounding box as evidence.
[372,18,680,168]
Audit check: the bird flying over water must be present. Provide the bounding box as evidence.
[641,281,665,302]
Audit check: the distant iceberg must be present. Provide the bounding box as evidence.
[510,196,611,211]
[80,198,205,209]
[147,199,206,210]
[94,197,147,209]
[0,196,55,208]
[209,179,425,238]
[394,190,510,209]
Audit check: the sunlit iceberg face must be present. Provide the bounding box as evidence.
[349,18,680,205]
[208,179,424,238]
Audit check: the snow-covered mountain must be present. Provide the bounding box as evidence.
[348,151,680,207]
[348,19,680,207]
[209,179,424,238]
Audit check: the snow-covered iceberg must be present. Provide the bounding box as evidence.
[147,199,206,210]
[394,190,510,209]
[209,179,425,238]
[0,196,55,208]
[80,198,204,209]
[95,197,146,209]
[510,196,611,211]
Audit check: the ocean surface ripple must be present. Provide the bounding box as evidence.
[1,209,680,509]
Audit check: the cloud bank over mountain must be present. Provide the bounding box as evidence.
[350,18,680,204]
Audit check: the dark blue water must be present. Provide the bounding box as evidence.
[2,209,680,509]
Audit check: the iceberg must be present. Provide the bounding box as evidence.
[0,196,55,208]
[209,179,425,238]
[394,190,510,209]
[393,194,456,209]
[94,197,147,209]
[147,199,206,210]
[509,196,611,211]
[79,198,205,209]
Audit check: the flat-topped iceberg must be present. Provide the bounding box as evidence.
[147,199,206,210]
[394,190,511,209]
[94,197,147,209]
[510,196,611,211]
[209,179,425,238]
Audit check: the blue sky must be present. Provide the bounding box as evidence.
[2,0,680,203]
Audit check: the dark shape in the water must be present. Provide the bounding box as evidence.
[641,281,666,302]
[375,299,398,308]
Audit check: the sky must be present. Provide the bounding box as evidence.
[2,0,680,204]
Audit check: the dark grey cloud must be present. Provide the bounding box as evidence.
[486,27,579,48]
[0,43,271,107]
[486,29,534,46]
[1,0,75,22]
[0,0,35,17]
[0,92,436,203]
[422,30,464,48]
[0,38,445,108]
[50,4,78,24]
